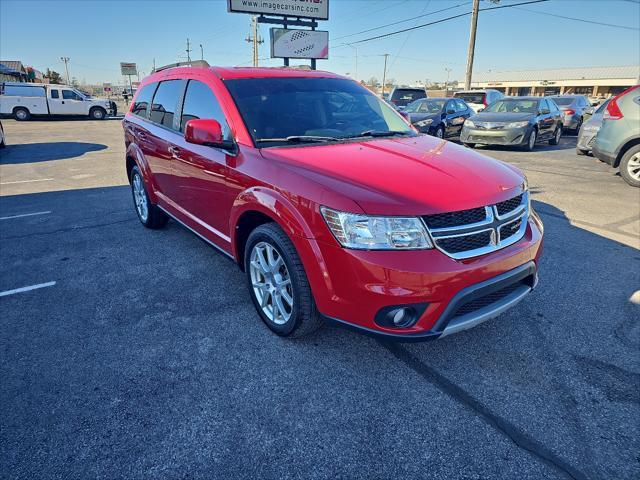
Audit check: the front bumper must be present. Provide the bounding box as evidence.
[592,142,616,166]
[303,214,544,341]
[460,126,530,146]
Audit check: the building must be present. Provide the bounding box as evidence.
[0,60,28,82]
[467,65,639,98]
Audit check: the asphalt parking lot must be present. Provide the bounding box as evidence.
[1,118,639,480]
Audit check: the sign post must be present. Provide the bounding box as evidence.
[120,62,138,99]
[228,0,329,70]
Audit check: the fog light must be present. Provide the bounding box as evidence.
[374,303,428,329]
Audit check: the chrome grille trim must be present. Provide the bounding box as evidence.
[424,191,529,260]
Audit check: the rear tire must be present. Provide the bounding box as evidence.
[13,107,30,121]
[619,145,640,187]
[549,126,562,145]
[130,166,168,228]
[89,107,107,120]
[576,148,588,156]
[245,223,322,338]
[463,143,475,148]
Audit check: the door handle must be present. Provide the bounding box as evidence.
[138,131,147,139]
[168,146,181,158]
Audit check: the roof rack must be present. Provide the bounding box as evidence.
[152,60,210,74]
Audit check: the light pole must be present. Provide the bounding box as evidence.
[444,68,452,96]
[381,53,390,97]
[199,44,204,61]
[60,56,70,84]
[464,0,480,90]
[346,44,358,82]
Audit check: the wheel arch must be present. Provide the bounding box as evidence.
[125,142,159,203]
[615,137,640,168]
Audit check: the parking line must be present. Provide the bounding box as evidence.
[0,281,56,298]
[0,178,54,185]
[0,211,52,221]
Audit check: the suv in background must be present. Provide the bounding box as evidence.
[123,66,542,341]
[388,86,427,110]
[549,95,591,133]
[593,85,640,187]
[454,89,504,113]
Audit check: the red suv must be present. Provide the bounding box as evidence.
[123,66,543,340]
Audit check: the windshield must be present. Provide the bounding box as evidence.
[224,77,413,147]
[552,97,574,106]
[483,99,539,114]
[390,88,426,106]
[404,99,445,113]
[455,92,485,104]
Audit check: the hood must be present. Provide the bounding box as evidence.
[260,136,524,216]
[408,112,440,124]
[469,112,533,123]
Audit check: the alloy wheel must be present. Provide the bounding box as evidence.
[436,128,443,138]
[132,173,149,221]
[555,127,561,143]
[529,131,536,150]
[628,152,640,182]
[249,241,293,325]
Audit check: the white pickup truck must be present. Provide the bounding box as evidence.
[0,82,113,120]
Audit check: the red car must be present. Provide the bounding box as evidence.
[123,66,543,340]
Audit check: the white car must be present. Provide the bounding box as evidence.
[454,89,504,113]
[0,82,113,120]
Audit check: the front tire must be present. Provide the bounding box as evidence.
[576,148,588,156]
[620,145,640,187]
[523,129,537,151]
[463,143,475,148]
[245,223,322,338]
[13,107,30,121]
[89,107,106,120]
[434,126,444,139]
[130,166,168,228]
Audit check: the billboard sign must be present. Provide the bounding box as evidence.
[120,62,137,76]
[270,28,328,59]
[228,0,329,20]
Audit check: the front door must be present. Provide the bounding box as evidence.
[49,89,86,115]
[171,79,233,245]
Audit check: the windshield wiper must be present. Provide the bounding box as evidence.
[256,135,339,144]
[346,130,413,139]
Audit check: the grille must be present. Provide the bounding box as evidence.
[423,207,486,229]
[436,230,492,254]
[500,218,522,241]
[496,194,523,216]
[453,282,523,318]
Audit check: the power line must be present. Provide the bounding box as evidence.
[514,7,640,31]
[344,0,550,45]
[332,2,470,41]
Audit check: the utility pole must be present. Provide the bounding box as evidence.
[245,16,264,67]
[347,44,358,82]
[60,56,70,84]
[444,68,452,96]
[199,44,204,61]
[381,53,390,97]
[186,38,192,62]
[464,0,480,90]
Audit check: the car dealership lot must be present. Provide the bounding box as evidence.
[1,119,639,479]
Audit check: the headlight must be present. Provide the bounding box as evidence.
[505,121,530,128]
[465,120,475,128]
[416,118,433,127]
[321,207,433,250]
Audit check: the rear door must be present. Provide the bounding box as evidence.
[144,79,187,197]
[170,79,234,241]
[537,99,555,138]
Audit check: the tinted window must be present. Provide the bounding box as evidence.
[539,99,549,112]
[390,88,426,107]
[405,99,443,113]
[224,77,413,147]
[62,90,82,101]
[552,97,574,106]
[132,82,157,119]
[180,80,229,135]
[445,100,456,113]
[50,90,59,99]
[595,98,610,113]
[455,99,468,112]
[455,92,485,104]
[150,80,186,129]
[1,85,46,97]
[548,99,560,112]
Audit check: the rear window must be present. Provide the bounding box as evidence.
[131,82,157,119]
[552,97,574,106]
[454,92,485,104]
[150,80,186,129]
[1,85,46,97]
[390,89,426,106]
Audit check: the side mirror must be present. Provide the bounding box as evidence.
[446,109,456,115]
[185,119,235,151]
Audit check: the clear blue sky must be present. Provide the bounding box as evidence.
[1,0,638,86]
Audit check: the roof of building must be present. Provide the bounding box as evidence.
[0,61,26,73]
[471,65,640,83]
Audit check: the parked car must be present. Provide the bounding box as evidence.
[0,82,113,120]
[460,97,563,151]
[401,97,473,139]
[592,85,640,187]
[576,98,611,156]
[124,66,543,340]
[388,86,427,110]
[453,89,504,113]
[548,95,591,133]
